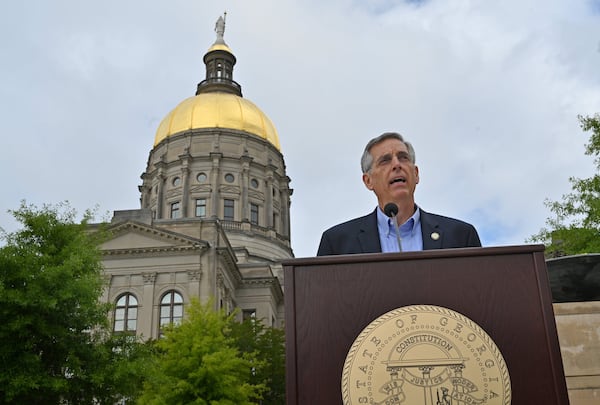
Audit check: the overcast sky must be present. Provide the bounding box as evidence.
[1,0,599,258]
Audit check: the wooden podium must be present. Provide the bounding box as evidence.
[283,245,569,404]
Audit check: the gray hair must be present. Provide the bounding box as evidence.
[360,132,416,173]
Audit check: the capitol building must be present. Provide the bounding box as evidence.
[98,16,292,340]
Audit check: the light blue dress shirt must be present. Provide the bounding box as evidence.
[377,206,423,252]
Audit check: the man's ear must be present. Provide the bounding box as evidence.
[415,165,420,185]
[362,173,373,190]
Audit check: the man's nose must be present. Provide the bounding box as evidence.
[391,156,403,167]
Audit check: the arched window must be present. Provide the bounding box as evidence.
[114,293,138,333]
[159,290,184,336]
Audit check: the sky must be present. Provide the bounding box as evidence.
[1,0,599,258]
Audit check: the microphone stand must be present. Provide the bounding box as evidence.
[391,214,403,252]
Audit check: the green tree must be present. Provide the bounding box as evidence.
[84,333,157,403]
[0,202,152,403]
[228,318,286,405]
[138,299,265,405]
[530,114,600,256]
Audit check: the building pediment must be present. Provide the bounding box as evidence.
[165,189,183,199]
[101,221,208,255]
[190,184,212,193]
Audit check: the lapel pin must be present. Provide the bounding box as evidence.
[431,232,440,241]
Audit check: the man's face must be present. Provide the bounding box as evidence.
[362,138,419,207]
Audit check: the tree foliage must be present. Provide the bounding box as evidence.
[530,114,600,256]
[138,299,266,405]
[228,317,286,405]
[0,202,152,403]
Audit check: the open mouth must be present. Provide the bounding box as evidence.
[390,177,406,184]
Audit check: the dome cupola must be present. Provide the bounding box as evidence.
[196,14,241,97]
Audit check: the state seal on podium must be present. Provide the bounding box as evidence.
[341,305,511,405]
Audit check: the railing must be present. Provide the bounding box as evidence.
[220,220,289,243]
[197,78,242,92]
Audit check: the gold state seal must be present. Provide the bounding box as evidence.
[341,305,510,405]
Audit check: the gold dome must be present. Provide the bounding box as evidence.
[154,92,281,150]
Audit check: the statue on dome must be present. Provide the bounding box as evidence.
[215,13,226,42]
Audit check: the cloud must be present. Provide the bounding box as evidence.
[1,0,599,259]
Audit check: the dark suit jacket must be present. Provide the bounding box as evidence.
[317,208,481,256]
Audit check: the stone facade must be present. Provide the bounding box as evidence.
[554,301,600,404]
[548,254,600,404]
[99,214,287,340]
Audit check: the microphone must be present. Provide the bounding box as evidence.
[383,203,402,252]
[383,202,398,218]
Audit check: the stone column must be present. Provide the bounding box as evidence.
[241,153,252,221]
[210,152,222,218]
[139,173,151,209]
[141,272,157,339]
[180,150,191,217]
[154,156,167,219]
[266,166,274,229]
[187,268,202,298]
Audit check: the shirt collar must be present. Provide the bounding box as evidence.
[376,205,421,237]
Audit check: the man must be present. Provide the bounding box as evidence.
[317,132,481,256]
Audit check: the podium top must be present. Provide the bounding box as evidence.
[284,244,545,266]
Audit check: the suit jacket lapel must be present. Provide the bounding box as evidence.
[420,210,443,250]
[357,209,382,253]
